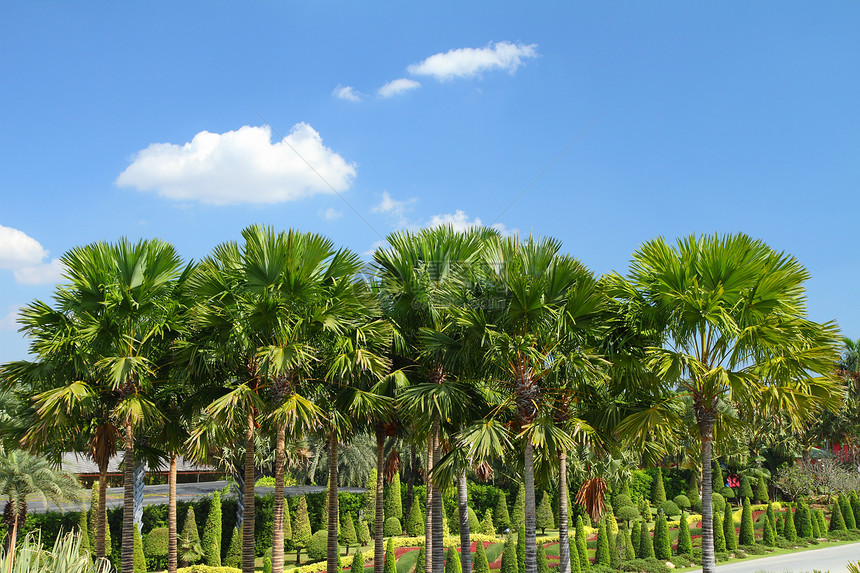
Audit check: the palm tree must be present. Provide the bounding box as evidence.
[0,446,85,556]
[612,233,844,573]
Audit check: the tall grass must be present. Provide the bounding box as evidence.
[0,530,111,573]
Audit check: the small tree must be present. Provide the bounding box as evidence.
[685,473,700,506]
[762,512,776,547]
[482,509,495,535]
[631,521,641,558]
[144,527,168,570]
[358,520,371,547]
[202,491,222,566]
[495,492,512,533]
[569,530,581,573]
[766,502,777,537]
[829,498,846,532]
[622,523,635,562]
[653,510,671,560]
[445,547,462,573]
[383,517,402,536]
[608,527,620,569]
[474,541,490,573]
[225,527,242,568]
[133,525,147,573]
[638,521,654,559]
[712,462,724,492]
[294,495,313,563]
[796,501,812,538]
[575,516,589,570]
[840,494,856,529]
[383,538,396,573]
[784,507,797,542]
[536,543,550,573]
[723,502,737,550]
[363,469,377,519]
[652,468,666,506]
[754,475,769,504]
[469,507,481,533]
[738,476,753,500]
[512,485,526,529]
[677,513,693,555]
[594,518,610,566]
[739,498,755,545]
[536,492,554,535]
[501,534,518,573]
[405,500,425,536]
[415,546,426,573]
[810,508,821,538]
[352,550,364,573]
[713,512,726,553]
[384,473,403,521]
[516,523,525,573]
[851,492,860,528]
[179,506,203,566]
[341,512,358,555]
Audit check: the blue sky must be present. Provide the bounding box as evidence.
[1,2,858,362]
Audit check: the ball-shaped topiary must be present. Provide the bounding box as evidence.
[144,527,168,561]
[383,516,402,537]
[615,505,640,524]
[613,494,633,512]
[659,500,680,518]
[673,495,691,510]
[307,530,329,562]
[711,492,726,515]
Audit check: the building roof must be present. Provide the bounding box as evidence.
[61,453,215,475]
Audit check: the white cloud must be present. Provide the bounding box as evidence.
[371,191,417,228]
[321,207,343,221]
[333,85,363,102]
[0,225,48,269]
[0,306,21,330]
[407,41,538,81]
[426,210,515,236]
[116,124,357,205]
[362,240,386,257]
[378,78,421,98]
[14,258,65,285]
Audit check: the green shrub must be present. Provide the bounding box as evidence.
[384,517,402,537]
[202,492,223,566]
[810,506,821,538]
[358,519,371,546]
[651,469,666,506]
[739,498,754,545]
[516,523,525,573]
[144,527,168,561]
[713,511,726,552]
[676,513,692,556]
[133,525,148,573]
[225,527,241,569]
[501,534,518,573]
[851,492,860,527]
[474,542,490,573]
[351,550,364,573]
[468,507,481,534]
[711,492,725,515]
[722,487,735,500]
[512,486,526,532]
[536,493,554,534]
[415,546,425,573]
[829,498,846,532]
[294,495,313,562]
[176,567,243,573]
[615,506,639,524]
[481,509,495,535]
[384,538,396,573]
[723,501,737,550]
[406,500,425,536]
[495,492,511,533]
[263,556,273,573]
[754,475,769,504]
[638,521,654,559]
[672,495,690,510]
[796,500,813,538]
[840,494,856,529]
[618,557,669,573]
[575,516,589,570]
[537,543,550,573]
[652,512,670,560]
[445,547,462,573]
[341,512,358,553]
[631,521,641,558]
[569,531,582,573]
[179,507,204,566]
[307,530,328,562]
[658,501,680,518]
[761,511,776,547]
[738,476,753,499]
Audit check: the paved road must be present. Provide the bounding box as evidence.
[30,481,366,513]
[688,542,860,573]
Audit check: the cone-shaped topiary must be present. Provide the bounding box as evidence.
[783,506,797,542]
[495,492,512,533]
[474,541,490,573]
[652,468,666,506]
[723,501,737,550]
[536,492,554,535]
[762,511,776,547]
[406,500,425,536]
[415,546,426,573]
[631,521,641,558]
[537,543,550,573]
[445,546,462,573]
[501,534,518,573]
[384,517,402,536]
[384,473,403,521]
[363,469,376,520]
[712,461,724,491]
[513,485,526,531]
[575,516,589,570]
[639,521,654,559]
[829,498,846,532]
[653,510,671,560]
[817,509,828,535]
[851,492,860,529]
[469,506,481,533]
[639,498,652,522]
[225,526,242,568]
[294,495,313,563]
[482,509,495,535]
[677,512,693,555]
[569,533,581,573]
[384,538,396,573]
[754,475,769,504]
[77,511,90,557]
[622,523,635,562]
[341,512,358,555]
[516,523,526,573]
[766,502,777,538]
[179,506,203,566]
[263,556,273,573]
[608,528,620,570]
[776,513,784,537]
[810,507,821,538]
[358,519,371,546]
[839,494,856,529]
[686,472,700,506]
[796,501,812,538]
[713,511,726,552]
[202,491,222,566]
[352,550,364,573]
[88,482,110,561]
[133,525,147,573]
[738,476,753,500]
[739,497,755,545]
[594,518,610,566]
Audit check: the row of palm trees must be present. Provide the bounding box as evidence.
[0,226,845,573]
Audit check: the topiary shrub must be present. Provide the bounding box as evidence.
[481,509,495,535]
[723,501,737,550]
[384,538,396,573]
[676,513,692,556]
[840,494,856,529]
[722,487,735,501]
[754,475,769,504]
[405,501,425,536]
[469,507,482,533]
[351,550,364,573]
[653,511,670,560]
[383,517,402,537]
[144,527,168,565]
[474,541,490,573]
[225,527,241,569]
[594,519,610,566]
[537,543,550,573]
[638,521,654,559]
[263,556,272,573]
[536,493,554,535]
[134,526,148,573]
[711,492,725,515]
[713,512,726,552]
[658,501,680,518]
[738,476,753,500]
[672,495,691,510]
[445,546,462,573]
[651,469,667,506]
[307,530,328,562]
[495,492,511,533]
[615,506,639,525]
[739,498,754,545]
[829,498,846,532]
[501,534,517,573]
[613,495,633,512]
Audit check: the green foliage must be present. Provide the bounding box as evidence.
[672,495,690,511]
[473,541,490,573]
[495,492,511,533]
[685,473,699,507]
[784,506,797,542]
[363,469,377,520]
[445,547,462,573]
[810,506,821,538]
[738,476,753,500]
[384,538,396,573]
[88,482,111,560]
[651,468,666,506]
[851,492,860,529]
[134,525,148,573]
[384,517,402,536]
[358,519,371,546]
[762,510,776,547]
[613,495,633,512]
[225,527,242,569]
[202,491,222,566]
[384,473,403,521]
[512,486,526,530]
[615,505,639,524]
[340,512,358,551]
[481,509,494,535]
[638,521,654,559]
[516,523,525,573]
[796,500,813,538]
[631,521,641,558]
[594,518,610,566]
[576,516,589,570]
[294,495,313,549]
[536,492,554,534]
[307,530,328,562]
[713,511,726,553]
[658,501,679,518]
[630,470,653,504]
[415,546,425,573]
[144,527,168,560]
[352,550,364,573]
[829,498,846,532]
[405,499,425,536]
[77,510,90,556]
[652,512,670,560]
[569,530,582,573]
[754,475,769,504]
[263,556,273,573]
[840,494,856,529]
[608,528,620,570]
[180,507,204,566]
[638,498,652,522]
[622,523,635,562]
[468,507,481,533]
[723,501,737,550]
[676,513,692,555]
[711,492,725,515]
[739,498,755,545]
[537,543,550,573]
[712,462,724,491]
[501,534,518,573]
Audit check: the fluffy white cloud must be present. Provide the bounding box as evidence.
[333,85,363,101]
[116,124,357,205]
[408,41,538,81]
[0,225,48,269]
[14,258,65,285]
[427,210,514,236]
[0,306,21,330]
[371,191,416,228]
[378,78,421,97]
[321,207,343,220]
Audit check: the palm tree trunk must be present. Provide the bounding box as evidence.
[431,420,443,573]
[523,441,537,573]
[168,452,178,573]
[272,422,287,573]
[457,470,471,573]
[97,463,108,559]
[374,428,385,573]
[700,422,716,573]
[122,420,135,573]
[243,411,256,573]
[7,501,18,573]
[558,449,570,573]
[425,434,434,573]
[327,432,340,573]
[133,459,145,536]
